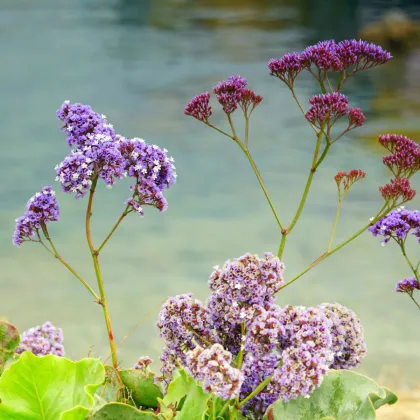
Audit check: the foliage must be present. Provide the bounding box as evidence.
[0,321,19,375]
[0,351,104,419]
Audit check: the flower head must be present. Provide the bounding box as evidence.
[118,137,176,214]
[16,321,65,357]
[369,207,420,245]
[305,93,349,128]
[240,89,263,116]
[213,75,247,114]
[334,169,366,198]
[13,186,59,247]
[302,40,343,72]
[268,53,305,87]
[184,92,212,123]
[348,108,366,128]
[319,303,366,370]
[379,177,416,206]
[186,344,244,400]
[133,356,153,372]
[395,278,419,294]
[56,101,115,148]
[379,134,420,178]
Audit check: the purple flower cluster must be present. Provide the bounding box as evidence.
[184,92,212,123]
[379,134,420,178]
[157,294,215,382]
[133,356,153,372]
[379,178,416,206]
[186,344,244,400]
[334,169,366,198]
[268,39,391,87]
[118,137,177,214]
[13,186,59,247]
[320,303,366,370]
[157,253,367,415]
[305,93,364,129]
[56,101,115,148]
[54,101,177,209]
[213,75,247,114]
[369,207,420,245]
[395,278,419,294]
[16,321,64,357]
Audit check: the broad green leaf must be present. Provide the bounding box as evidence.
[0,351,105,419]
[89,402,158,419]
[119,369,163,408]
[163,369,210,420]
[0,321,19,374]
[156,398,175,419]
[263,370,398,420]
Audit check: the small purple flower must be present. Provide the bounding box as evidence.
[268,53,305,87]
[305,93,349,128]
[213,75,247,114]
[302,40,343,73]
[118,137,177,215]
[379,134,420,178]
[133,356,153,372]
[186,344,244,400]
[369,207,420,245]
[184,92,212,123]
[240,89,263,116]
[56,101,115,148]
[16,321,65,357]
[348,107,366,128]
[395,277,419,293]
[13,186,59,247]
[319,303,366,370]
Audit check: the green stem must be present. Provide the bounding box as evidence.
[230,406,238,420]
[218,400,231,418]
[86,176,120,377]
[278,233,287,259]
[237,374,274,408]
[212,396,217,420]
[409,294,420,310]
[206,122,234,140]
[245,116,250,148]
[290,87,317,133]
[287,127,325,234]
[97,206,132,253]
[236,322,246,370]
[400,242,420,282]
[278,204,388,291]
[39,224,100,302]
[187,326,213,347]
[328,199,343,251]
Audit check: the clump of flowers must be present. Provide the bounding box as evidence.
[186,344,244,400]
[16,321,64,357]
[213,75,247,114]
[395,278,419,294]
[13,186,59,247]
[133,356,153,373]
[184,92,212,123]
[335,169,366,199]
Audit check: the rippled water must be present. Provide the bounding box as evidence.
[1,0,420,385]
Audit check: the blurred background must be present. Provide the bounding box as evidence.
[1,0,420,392]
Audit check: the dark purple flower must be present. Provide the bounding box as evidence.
[379,134,420,178]
[184,92,212,123]
[16,321,65,357]
[305,93,349,128]
[56,101,115,148]
[379,178,416,205]
[334,169,366,198]
[395,278,419,293]
[268,53,305,87]
[186,344,244,400]
[348,107,366,128]
[320,303,366,370]
[369,207,420,245]
[301,40,343,73]
[213,75,247,114]
[13,186,60,247]
[133,356,153,372]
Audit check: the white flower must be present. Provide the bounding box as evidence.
[81,163,88,169]
[369,217,374,221]
[234,283,242,290]
[35,193,41,197]
[106,185,112,189]
[134,164,142,171]
[137,206,143,213]
[72,173,80,180]
[232,301,238,308]
[163,148,168,153]
[141,168,147,174]
[64,100,70,104]
[152,145,159,149]
[131,151,139,159]
[173,173,178,178]
[101,114,107,119]
[67,125,73,132]
[240,311,247,319]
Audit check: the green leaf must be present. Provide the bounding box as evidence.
[119,369,163,408]
[89,402,158,419]
[0,351,105,419]
[263,370,398,420]
[163,369,210,420]
[156,398,175,420]
[0,321,19,374]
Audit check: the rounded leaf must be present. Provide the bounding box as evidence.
[89,402,158,419]
[0,351,105,419]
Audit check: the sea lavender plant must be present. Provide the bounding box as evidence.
[177,37,416,418]
[13,102,176,382]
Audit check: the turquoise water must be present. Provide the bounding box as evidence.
[1,0,420,386]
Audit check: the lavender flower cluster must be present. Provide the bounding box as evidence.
[157,253,366,414]
[13,186,59,247]
[14,102,177,246]
[16,321,65,357]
